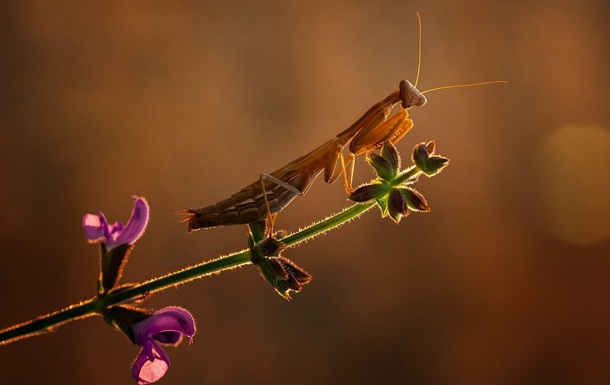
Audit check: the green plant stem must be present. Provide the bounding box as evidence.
[0,299,98,346]
[1,157,426,346]
[0,201,377,345]
[281,202,375,246]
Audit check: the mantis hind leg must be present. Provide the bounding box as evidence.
[258,173,302,238]
[339,153,356,194]
[325,150,356,194]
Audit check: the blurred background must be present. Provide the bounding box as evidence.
[1,0,609,384]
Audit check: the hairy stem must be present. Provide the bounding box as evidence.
[0,201,380,345]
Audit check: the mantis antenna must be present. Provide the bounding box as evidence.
[413,12,507,95]
[414,12,423,88]
[422,80,508,95]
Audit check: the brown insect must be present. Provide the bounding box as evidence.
[178,13,505,234]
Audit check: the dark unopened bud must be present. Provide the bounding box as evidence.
[412,142,449,177]
[255,256,312,300]
[381,142,400,172]
[399,188,430,212]
[366,152,395,181]
[422,156,449,176]
[388,188,409,223]
[349,182,388,202]
[413,142,431,171]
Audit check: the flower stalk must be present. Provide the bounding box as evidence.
[0,140,449,385]
[0,200,378,345]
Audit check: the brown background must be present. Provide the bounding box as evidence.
[1,1,610,384]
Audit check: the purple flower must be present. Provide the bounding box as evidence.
[83,196,149,251]
[130,307,197,384]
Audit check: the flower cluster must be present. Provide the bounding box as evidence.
[83,197,196,384]
[247,220,312,300]
[349,141,448,223]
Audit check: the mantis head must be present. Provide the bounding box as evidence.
[399,80,427,109]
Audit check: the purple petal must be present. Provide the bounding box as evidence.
[110,196,149,249]
[155,331,183,345]
[99,215,114,244]
[82,214,105,242]
[83,196,150,251]
[131,343,171,384]
[108,220,125,237]
[129,307,195,383]
[132,307,196,347]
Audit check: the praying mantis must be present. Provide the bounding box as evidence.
[179,79,423,232]
[178,14,505,234]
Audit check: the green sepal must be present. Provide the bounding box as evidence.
[105,305,151,344]
[247,220,267,249]
[100,243,133,294]
[375,194,389,217]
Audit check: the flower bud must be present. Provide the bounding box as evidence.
[412,142,431,171]
[422,156,449,176]
[349,182,388,202]
[366,152,395,181]
[381,141,401,171]
[412,143,449,177]
[388,188,409,223]
[255,256,312,300]
[399,188,430,212]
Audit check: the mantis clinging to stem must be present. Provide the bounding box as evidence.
[178,13,505,234]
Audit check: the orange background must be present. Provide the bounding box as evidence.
[1,1,609,384]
